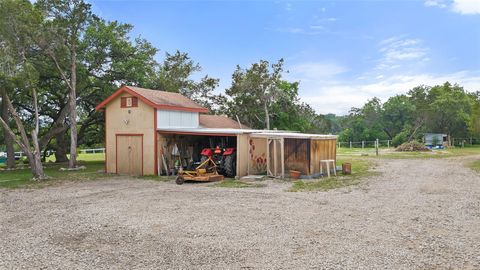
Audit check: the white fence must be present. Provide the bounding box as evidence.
[79,148,105,154]
[12,148,105,159]
[337,140,392,149]
[338,137,477,149]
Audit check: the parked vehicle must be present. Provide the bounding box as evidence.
[0,152,6,164]
[200,146,236,177]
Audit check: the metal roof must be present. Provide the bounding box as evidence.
[249,132,337,139]
[199,114,250,129]
[96,86,208,112]
[157,127,336,139]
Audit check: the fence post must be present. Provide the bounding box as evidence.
[362,141,365,149]
[376,139,379,156]
[470,137,473,145]
[387,140,390,148]
[350,141,352,149]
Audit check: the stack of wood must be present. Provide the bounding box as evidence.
[395,141,431,152]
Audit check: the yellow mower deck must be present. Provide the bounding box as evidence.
[176,157,225,185]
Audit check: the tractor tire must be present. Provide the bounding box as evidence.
[224,154,236,177]
[176,175,184,185]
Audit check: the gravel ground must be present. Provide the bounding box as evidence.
[1,157,480,269]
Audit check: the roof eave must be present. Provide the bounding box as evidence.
[95,85,209,113]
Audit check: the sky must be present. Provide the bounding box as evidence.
[89,0,480,115]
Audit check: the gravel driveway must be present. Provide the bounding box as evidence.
[1,157,480,269]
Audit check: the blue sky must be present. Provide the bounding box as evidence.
[90,0,480,114]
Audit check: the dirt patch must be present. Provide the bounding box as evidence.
[1,157,480,269]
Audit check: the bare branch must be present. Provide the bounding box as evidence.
[47,51,73,91]
[4,93,31,150]
[38,101,71,148]
[0,113,28,154]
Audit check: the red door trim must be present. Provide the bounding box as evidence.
[154,108,158,176]
[115,134,144,175]
[104,110,107,173]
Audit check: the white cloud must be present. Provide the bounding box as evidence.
[287,62,348,81]
[285,2,292,11]
[268,25,328,35]
[424,0,448,8]
[295,70,480,115]
[452,0,480,14]
[425,0,480,15]
[376,37,429,70]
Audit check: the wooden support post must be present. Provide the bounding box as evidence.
[280,138,285,179]
[387,140,390,148]
[350,141,352,149]
[266,139,271,176]
[362,141,365,149]
[376,138,379,156]
[161,154,169,176]
[273,139,277,177]
[247,139,251,176]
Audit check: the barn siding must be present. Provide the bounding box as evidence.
[284,138,311,175]
[105,93,155,175]
[236,134,249,177]
[248,137,268,174]
[310,139,337,175]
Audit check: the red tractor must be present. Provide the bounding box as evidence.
[200,146,236,177]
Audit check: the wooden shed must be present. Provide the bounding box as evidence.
[246,132,337,178]
[96,86,337,177]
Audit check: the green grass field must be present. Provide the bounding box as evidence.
[2,147,479,190]
[0,153,107,188]
[44,153,105,162]
[337,145,480,159]
[468,160,480,172]
[212,179,266,188]
[290,145,480,192]
[288,157,375,192]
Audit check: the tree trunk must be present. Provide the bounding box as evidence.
[68,46,78,168]
[0,90,47,180]
[55,133,69,163]
[29,135,46,180]
[264,102,270,130]
[31,88,47,180]
[1,90,15,168]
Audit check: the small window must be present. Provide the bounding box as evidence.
[121,97,138,108]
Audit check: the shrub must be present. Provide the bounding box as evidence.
[392,130,408,147]
[396,141,431,152]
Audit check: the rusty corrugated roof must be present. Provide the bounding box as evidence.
[95,85,208,113]
[127,86,207,111]
[199,114,250,129]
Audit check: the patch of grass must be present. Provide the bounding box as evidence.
[212,179,266,188]
[45,153,105,162]
[0,160,108,189]
[338,145,480,160]
[468,159,480,172]
[136,175,173,182]
[288,157,375,192]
